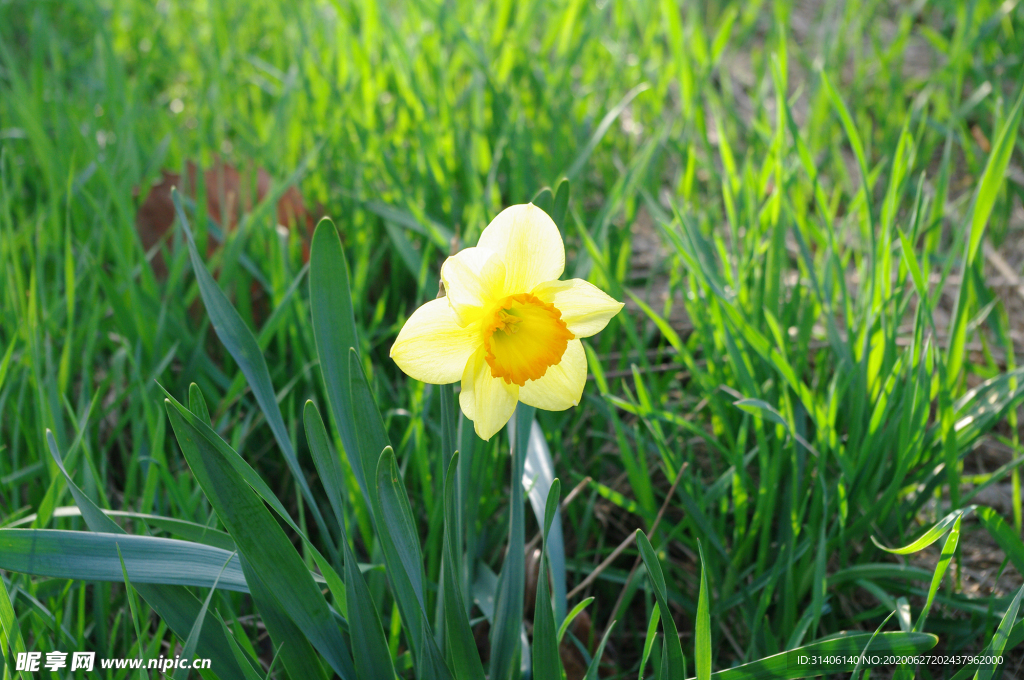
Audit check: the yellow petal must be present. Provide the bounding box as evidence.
[477,204,564,295]
[440,246,506,326]
[390,299,481,384]
[459,347,519,440]
[518,339,586,411]
[531,278,624,338]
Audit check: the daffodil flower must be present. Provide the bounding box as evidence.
[390,203,624,440]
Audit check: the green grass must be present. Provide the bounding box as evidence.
[3,0,1024,678]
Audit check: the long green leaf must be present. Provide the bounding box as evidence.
[965,85,1024,266]
[947,84,1024,384]
[5,507,235,551]
[160,389,348,603]
[820,69,874,232]
[305,398,395,680]
[164,401,356,680]
[563,82,650,180]
[0,529,247,591]
[171,190,333,550]
[216,614,268,680]
[115,545,148,680]
[0,336,15,393]
[583,619,615,680]
[639,603,660,680]
[303,400,347,535]
[309,219,365,499]
[851,613,896,680]
[306,407,399,676]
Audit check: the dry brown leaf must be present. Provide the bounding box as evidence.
[134,157,316,279]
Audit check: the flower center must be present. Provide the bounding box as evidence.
[483,293,574,387]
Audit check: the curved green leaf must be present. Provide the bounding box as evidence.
[0,569,29,680]
[6,506,235,551]
[852,612,897,680]
[870,508,970,555]
[965,84,1024,266]
[303,397,394,678]
[303,400,347,535]
[558,597,593,644]
[160,389,347,603]
[239,554,328,680]
[0,529,246,591]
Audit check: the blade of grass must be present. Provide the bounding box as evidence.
[636,530,686,677]
[173,552,236,680]
[696,540,711,680]
[171,190,334,554]
[915,514,961,632]
[974,582,1024,680]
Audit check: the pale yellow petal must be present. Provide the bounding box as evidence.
[477,204,565,295]
[532,278,624,338]
[518,339,586,411]
[459,347,519,441]
[440,247,506,326]
[390,299,481,384]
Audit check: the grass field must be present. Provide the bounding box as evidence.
[3,0,1024,678]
